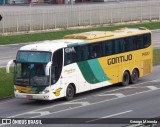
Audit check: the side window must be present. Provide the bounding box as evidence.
[139,35,144,49]
[133,36,139,50]
[78,45,89,61]
[123,38,130,52]
[51,49,63,84]
[115,39,120,54]
[128,37,134,51]
[64,47,77,65]
[103,40,114,56]
[52,49,63,67]
[90,43,102,59]
[119,38,129,53]
[133,35,143,50]
[143,33,151,48]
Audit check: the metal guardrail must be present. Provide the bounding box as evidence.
[0,1,160,34]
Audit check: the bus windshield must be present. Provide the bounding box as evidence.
[16,51,51,63]
[15,63,50,86]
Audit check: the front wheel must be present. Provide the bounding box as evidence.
[130,69,139,84]
[121,71,130,86]
[65,85,75,101]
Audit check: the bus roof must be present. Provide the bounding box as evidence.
[19,27,151,52]
[19,39,86,52]
[64,27,151,42]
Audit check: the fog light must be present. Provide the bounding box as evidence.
[14,89,20,93]
[39,90,49,94]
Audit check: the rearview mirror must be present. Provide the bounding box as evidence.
[6,60,15,73]
[45,62,52,76]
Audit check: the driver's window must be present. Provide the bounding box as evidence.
[51,65,56,84]
[51,49,63,85]
[15,63,22,78]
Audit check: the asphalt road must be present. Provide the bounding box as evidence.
[0,63,160,127]
[0,30,160,67]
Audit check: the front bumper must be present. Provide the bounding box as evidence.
[14,91,53,100]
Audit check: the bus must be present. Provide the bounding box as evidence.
[6,27,152,101]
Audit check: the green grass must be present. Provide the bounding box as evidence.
[0,68,14,99]
[0,22,160,45]
[153,49,160,66]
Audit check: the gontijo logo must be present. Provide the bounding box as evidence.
[54,88,62,96]
[65,47,76,53]
[64,69,76,74]
[107,54,132,65]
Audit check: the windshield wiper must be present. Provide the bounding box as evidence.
[15,79,29,86]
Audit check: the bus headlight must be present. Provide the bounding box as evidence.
[14,88,20,93]
[39,90,49,94]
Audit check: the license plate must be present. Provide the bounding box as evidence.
[26,95,33,99]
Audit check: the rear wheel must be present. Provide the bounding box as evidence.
[121,71,130,86]
[65,85,75,101]
[130,69,139,84]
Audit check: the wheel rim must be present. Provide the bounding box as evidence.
[132,70,138,81]
[67,87,73,97]
[123,73,129,84]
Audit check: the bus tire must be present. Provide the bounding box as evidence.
[65,84,75,101]
[121,71,130,86]
[130,69,139,84]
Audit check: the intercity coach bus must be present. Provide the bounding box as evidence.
[6,27,152,100]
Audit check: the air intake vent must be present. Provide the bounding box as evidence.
[143,59,151,75]
[64,31,114,40]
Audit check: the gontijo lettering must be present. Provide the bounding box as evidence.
[108,54,132,65]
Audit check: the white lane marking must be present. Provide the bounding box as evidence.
[8,98,86,118]
[126,124,143,127]
[86,110,133,123]
[125,85,159,90]
[34,111,50,116]
[69,98,87,103]
[65,101,90,106]
[152,79,160,82]
[0,88,160,126]
[31,88,160,118]
[146,86,158,90]
[97,93,125,98]
[11,88,160,119]
[12,111,51,116]
[99,79,158,95]
[3,79,160,119]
